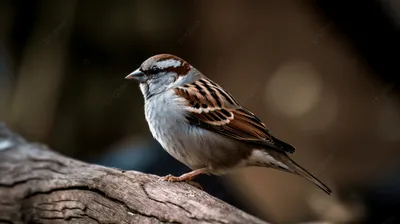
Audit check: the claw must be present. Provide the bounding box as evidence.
[158,174,203,190]
[160,174,179,182]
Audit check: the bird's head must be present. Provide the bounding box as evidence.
[126,54,197,99]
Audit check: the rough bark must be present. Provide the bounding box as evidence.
[0,123,269,224]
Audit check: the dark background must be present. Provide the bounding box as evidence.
[1,0,399,223]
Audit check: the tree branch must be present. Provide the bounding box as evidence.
[0,123,269,224]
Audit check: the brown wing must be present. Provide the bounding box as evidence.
[173,78,295,153]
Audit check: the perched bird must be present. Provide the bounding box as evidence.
[125,54,332,195]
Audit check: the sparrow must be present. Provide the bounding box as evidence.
[125,54,332,195]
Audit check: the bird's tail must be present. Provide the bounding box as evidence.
[285,157,332,195]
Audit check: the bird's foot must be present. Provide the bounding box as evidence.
[159,174,203,190]
[160,174,181,182]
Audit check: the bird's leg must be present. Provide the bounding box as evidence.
[160,168,208,189]
[161,168,208,181]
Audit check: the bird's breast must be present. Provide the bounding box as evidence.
[144,91,201,166]
[143,90,251,171]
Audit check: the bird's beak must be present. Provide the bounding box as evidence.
[125,68,146,82]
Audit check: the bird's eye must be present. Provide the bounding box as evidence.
[150,66,161,73]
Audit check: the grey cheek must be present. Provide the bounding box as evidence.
[148,79,162,92]
[139,84,150,98]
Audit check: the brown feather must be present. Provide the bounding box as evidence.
[174,78,296,153]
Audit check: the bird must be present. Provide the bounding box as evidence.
[125,54,332,195]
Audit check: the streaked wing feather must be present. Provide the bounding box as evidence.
[174,78,295,153]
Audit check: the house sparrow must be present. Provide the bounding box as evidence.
[125,54,332,195]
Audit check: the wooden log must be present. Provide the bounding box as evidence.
[0,123,269,224]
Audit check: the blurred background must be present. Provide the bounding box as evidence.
[1,0,400,223]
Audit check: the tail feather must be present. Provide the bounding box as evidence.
[286,157,332,195]
[271,136,296,153]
